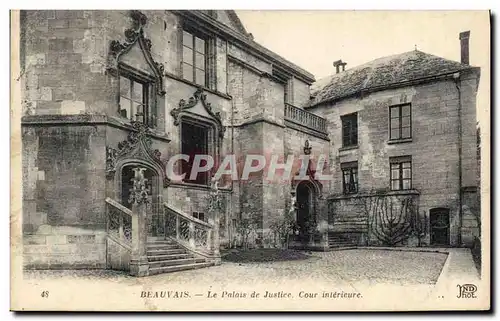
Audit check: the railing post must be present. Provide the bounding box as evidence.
[119,211,124,240]
[206,228,212,252]
[129,167,150,277]
[176,215,180,240]
[213,212,220,260]
[189,221,195,248]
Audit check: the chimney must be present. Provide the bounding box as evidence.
[459,31,470,65]
[333,60,347,74]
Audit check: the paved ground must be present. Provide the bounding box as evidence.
[17,248,484,311]
[24,248,449,286]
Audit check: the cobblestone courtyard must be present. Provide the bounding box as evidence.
[18,248,484,311]
[25,249,449,285]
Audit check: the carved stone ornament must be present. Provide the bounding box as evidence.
[106,121,170,187]
[170,87,226,138]
[108,10,166,96]
[128,167,150,205]
[303,140,312,155]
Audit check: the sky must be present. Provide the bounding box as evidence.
[236,11,490,129]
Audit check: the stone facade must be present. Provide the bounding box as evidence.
[311,71,480,247]
[19,10,480,269]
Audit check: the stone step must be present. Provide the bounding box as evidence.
[328,236,353,240]
[147,243,183,250]
[148,258,206,268]
[328,238,357,247]
[147,240,177,245]
[329,243,356,248]
[147,249,187,256]
[148,262,215,276]
[147,253,193,261]
[147,237,175,241]
[333,215,367,219]
[330,226,368,231]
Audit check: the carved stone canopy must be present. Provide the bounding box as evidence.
[106,121,169,187]
[170,87,226,138]
[108,10,166,96]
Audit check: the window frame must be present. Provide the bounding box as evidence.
[389,103,412,140]
[341,112,358,148]
[180,117,215,186]
[193,211,206,222]
[389,156,412,191]
[118,63,157,127]
[341,161,359,195]
[181,26,215,89]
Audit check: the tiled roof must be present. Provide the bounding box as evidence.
[308,50,477,107]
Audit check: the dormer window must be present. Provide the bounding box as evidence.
[108,10,166,130]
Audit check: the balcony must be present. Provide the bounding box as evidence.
[284,103,328,140]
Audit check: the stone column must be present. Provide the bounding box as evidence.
[129,167,150,277]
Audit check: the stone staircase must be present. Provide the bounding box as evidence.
[331,215,368,233]
[328,232,359,248]
[328,214,367,248]
[147,238,216,275]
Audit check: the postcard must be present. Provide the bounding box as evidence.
[10,9,490,311]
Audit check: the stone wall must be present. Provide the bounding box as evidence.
[291,77,311,108]
[22,122,107,268]
[21,10,113,116]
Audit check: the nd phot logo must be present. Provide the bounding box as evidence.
[457,284,477,299]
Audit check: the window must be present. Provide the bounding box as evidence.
[181,120,211,185]
[119,72,155,126]
[390,104,411,140]
[341,162,358,194]
[193,212,205,222]
[390,156,412,190]
[182,29,215,88]
[341,113,358,147]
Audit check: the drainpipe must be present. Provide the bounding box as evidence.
[453,72,463,247]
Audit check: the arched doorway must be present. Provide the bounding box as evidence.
[430,208,450,246]
[296,181,316,242]
[119,164,162,237]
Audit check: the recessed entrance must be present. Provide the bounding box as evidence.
[430,208,450,246]
[296,181,315,242]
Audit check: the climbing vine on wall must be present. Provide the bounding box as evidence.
[363,194,426,246]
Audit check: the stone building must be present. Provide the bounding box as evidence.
[20,10,480,275]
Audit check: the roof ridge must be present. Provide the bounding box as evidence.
[308,50,478,107]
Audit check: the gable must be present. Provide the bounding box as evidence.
[120,42,155,76]
[213,10,248,35]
